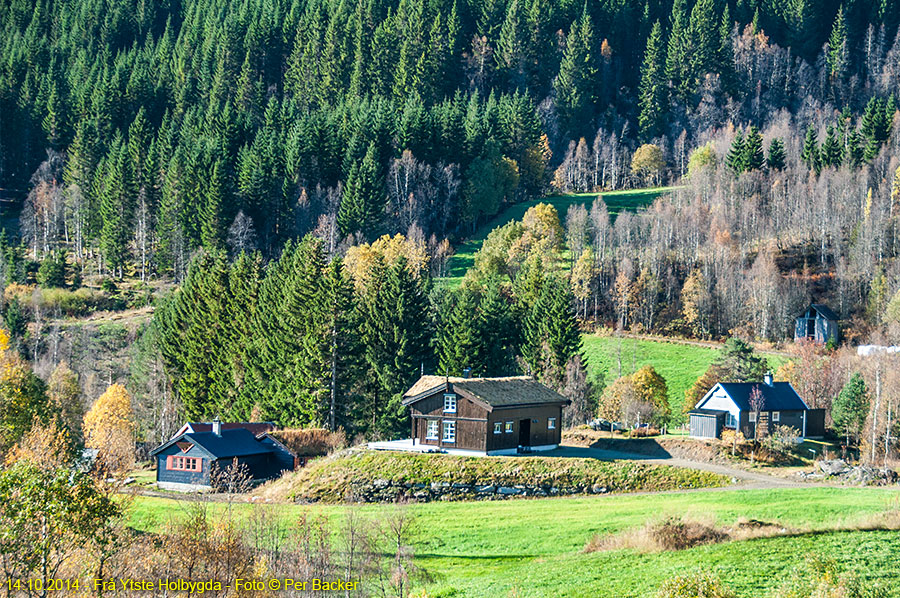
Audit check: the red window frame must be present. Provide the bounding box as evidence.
[167,455,202,471]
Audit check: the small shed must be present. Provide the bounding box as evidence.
[688,409,727,438]
[794,304,838,344]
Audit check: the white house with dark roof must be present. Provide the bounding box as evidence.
[689,372,825,440]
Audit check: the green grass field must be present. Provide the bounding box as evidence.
[440,187,676,286]
[127,486,900,597]
[581,335,790,422]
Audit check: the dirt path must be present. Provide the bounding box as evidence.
[546,445,814,489]
[44,305,154,328]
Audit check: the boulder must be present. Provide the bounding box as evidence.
[816,459,850,476]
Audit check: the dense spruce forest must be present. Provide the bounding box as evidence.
[2,0,900,440]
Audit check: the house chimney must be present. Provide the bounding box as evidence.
[764,371,773,387]
[212,416,222,436]
[462,367,472,379]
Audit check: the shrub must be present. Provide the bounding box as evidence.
[656,571,735,598]
[774,556,889,598]
[587,516,726,553]
[629,426,661,438]
[650,517,727,551]
[36,252,67,288]
[761,425,800,454]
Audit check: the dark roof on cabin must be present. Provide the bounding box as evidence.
[800,304,839,320]
[689,409,729,417]
[714,382,809,412]
[176,421,276,437]
[150,428,282,459]
[402,375,569,410]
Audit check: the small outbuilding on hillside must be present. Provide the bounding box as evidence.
[794,304,839,345]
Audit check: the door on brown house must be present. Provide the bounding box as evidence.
[518,418,531,446]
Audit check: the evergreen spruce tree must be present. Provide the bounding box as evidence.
[200,159,226,250]
[687,0,718,82]
[716,4,736,93]
[155,250,233,420]
[726,129,747,173]
[832,372,869,445]
[666,0,693,103]
[743,126,764,171]
[820,125,844,168]
[638,21,666,139]
[323,257,364,432]
[801,126,821,172]
[826,6,849,86]
[845,129,865,168]
[436,287,484,376]
[479,279,520,376]
[554,11,596,130]
[496,0,525,89]
[522,275,580,381]
[766,138,786,170]
[250,236,331,426]
[98,138,135,277]
[363,257,431,436]
[338,142,385,240]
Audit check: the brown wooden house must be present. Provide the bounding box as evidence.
[402,375,570,455]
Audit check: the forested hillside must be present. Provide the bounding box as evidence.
[2,0,900,441]
[2,0,899,273]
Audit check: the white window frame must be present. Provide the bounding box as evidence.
[443,393,457,413]
[505,421,514,433]
[772,411,780,422]
[548,418,556,430]
[725,413,737,428]
[493,422,502,434]
[749,412,757,423]
[442,421,456,443]
[426,420,439,440]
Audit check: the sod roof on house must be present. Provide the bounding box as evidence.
[402,375,569,410]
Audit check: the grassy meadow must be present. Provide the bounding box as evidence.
[127,486,900,597]
[581,335,791,422]
[439,187,675,287]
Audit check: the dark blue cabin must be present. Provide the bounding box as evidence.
[150,420,296,492]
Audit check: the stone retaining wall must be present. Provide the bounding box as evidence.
[335,479,613,503]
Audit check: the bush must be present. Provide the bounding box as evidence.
[629,426,661,438]
[650,518,727,551]
[774,556,889,598]
[587,516,726,553]
[656,571,735,598]
[36,252,67,288]
[761,425,800,454]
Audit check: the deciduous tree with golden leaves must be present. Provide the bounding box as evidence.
[83,384,136,475]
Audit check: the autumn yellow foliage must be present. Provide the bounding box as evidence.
[5,417,72,470]
[83,384,136,474]
[344,233,429,291]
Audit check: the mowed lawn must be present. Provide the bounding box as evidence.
[440,187,676,286]
[127,486,900,597]
[581,335,790,423]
